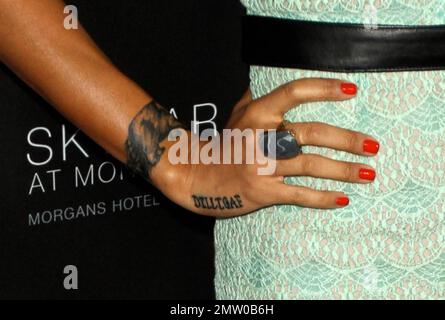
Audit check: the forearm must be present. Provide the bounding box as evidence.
[0,0,162,166]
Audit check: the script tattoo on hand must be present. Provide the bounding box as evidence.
[125,101,184,181]
[192,194,243,210]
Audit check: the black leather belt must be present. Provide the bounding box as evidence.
[242,15,445,72]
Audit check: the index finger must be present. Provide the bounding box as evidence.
[252,78,358,117]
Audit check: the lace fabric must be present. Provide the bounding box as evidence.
[214,0,445,299]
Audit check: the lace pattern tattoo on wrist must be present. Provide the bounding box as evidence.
[125,101,184,181]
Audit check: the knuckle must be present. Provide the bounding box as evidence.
[284,81,299,99]
[342,163,355,181]
[344,131,358,150]
[321,192,334,207]
[301,122,322,143]
[321,80,338,97]
[292,188,305,204]
[301,156,316,174]
[311,191,328,208]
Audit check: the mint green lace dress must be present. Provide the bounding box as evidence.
[215,0,445,299]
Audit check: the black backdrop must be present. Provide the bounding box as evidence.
[0,0,248,299]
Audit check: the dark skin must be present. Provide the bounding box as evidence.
[0,0,380,217]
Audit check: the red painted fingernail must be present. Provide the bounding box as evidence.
[363,139,380,154]
[359,168,376,181]
[336,197,350,206]
[341,83,357,95]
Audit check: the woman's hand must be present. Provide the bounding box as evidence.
[150,78,380,217]
[0,1,379,218]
